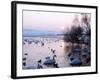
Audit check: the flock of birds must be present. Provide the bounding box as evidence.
[22,38,62,69]
[67,45,90,66]
[22,37,90,69]
[23,38,61,46]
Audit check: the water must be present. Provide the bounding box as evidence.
[22,35,70,69]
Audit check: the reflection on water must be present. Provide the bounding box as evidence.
[22,35,70,69]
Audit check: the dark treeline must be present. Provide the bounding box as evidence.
[64,25,91,46]
[63,14,91,66]
[64,14,91,47]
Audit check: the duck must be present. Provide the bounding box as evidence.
[69,55,82,66]
[37,59,43,69]
[43,54,58,68]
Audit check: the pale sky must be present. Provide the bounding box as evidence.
[23,11,82,33]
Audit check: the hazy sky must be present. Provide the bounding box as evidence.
[23,10,82,33]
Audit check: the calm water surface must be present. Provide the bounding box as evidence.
[22,36,70,69]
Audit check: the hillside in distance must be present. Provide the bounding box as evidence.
[23,29,64,37]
